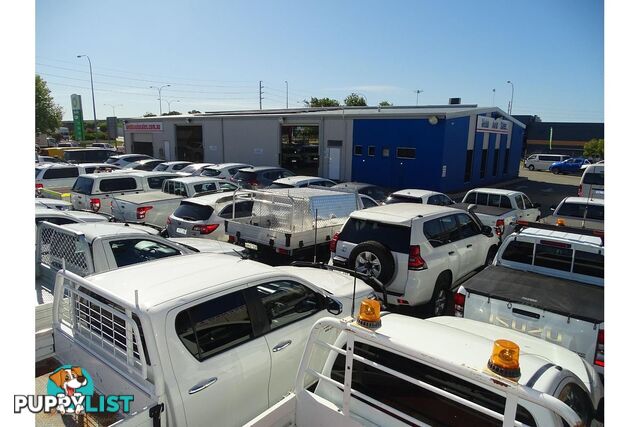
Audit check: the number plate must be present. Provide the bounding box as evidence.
[176,227,187,235]
[244,242,258,250]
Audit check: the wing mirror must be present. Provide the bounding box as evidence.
[549,205,556,212]
[325,297,343,315]
[481,225,494,237]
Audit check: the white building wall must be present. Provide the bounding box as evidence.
[321,117,353,181]
[221,118,280,166]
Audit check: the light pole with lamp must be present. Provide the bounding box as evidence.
[506,80,514,115]
[285,81,289,109]
[150,84,171,115]
[164,99,180,113]
[77,55,98,141]
[104,103,123,117]
[414,89,423,106]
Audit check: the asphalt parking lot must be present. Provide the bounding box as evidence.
[506,166,581,215]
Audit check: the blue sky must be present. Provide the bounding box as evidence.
[36,0,604,122]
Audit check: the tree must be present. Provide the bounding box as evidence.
[344,93,367,106]
[143,112,157,117]
[188,109,201,114]
[583,138,604,159]
[303,97,340,107]
[161,111,181,116]
[35,75,63,135]
[378,100,393,107]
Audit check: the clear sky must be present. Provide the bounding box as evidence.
[36,0,604,122]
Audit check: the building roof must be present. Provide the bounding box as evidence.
[527,122,604,141]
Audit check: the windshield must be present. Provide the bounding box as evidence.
[71,176,94,195]
[173,202,214,221]
[269,182,294,189]
[384,194,421,204]
[155,163,169,171]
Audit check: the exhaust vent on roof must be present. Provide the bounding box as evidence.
[449,98,461,105]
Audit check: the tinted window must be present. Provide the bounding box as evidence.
[218,182,238,192]
[354,145,363,156]
[106,156,119,164]
[202,168,222,177]
[64,149,113,163]
[71,176,94,195]
[573,250,604,278]
[522,195,535,209]
[254,281,322,330]
[515,195,525,210]
[499,195,512,209]
[477,192,488,205]
[556,202,604,221]
[533,244,573,272]
[164,180,187,196]
[384,195,421,205]
[173,163,189,171]
[234,171,257,181]
[462,191,477,204]
[109,239,181,267]
[368,146,376,156]
[218,201,254,219]
[340,219,411,254]
[360,196,378,209]
[396,147,416,159]
[455,213,481,239]
[147,176,171,190]
[363,187,387,201]
[331,342,537,427]
[155,164,169,171]
[501,241,534,264]
[488,194,501,208]
[99,177,138,192]
[35,216,77,226]
[423,215,458,247]
[135,161,162,171]
[193,182,220,194]
[173,202,214,221]
[175,291,253,361]
[270,182,294,189]
[583,172,604,186]
[43,167,79,179]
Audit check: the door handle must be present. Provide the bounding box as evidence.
[188,377,218,394]
[448,251,455,256]
[466,244,472,248]
[272,340,292,352]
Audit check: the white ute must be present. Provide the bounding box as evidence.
[245,300,603,427]
[39,254,374,426]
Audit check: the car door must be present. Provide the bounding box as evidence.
[451,213,485,275]
[422,215,461,281]
[521,194,540,220]
[167,288,271,427]
[249,279,328,405]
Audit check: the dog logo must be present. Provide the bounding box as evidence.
[46,365,94,414]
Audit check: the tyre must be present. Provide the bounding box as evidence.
[427,274,450,317]
[347,241,395,285]
[527,164,535,171]
[484,246,498,267]
[551,168,560,175]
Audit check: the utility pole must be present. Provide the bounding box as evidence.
[414,89,423,106]
[507,80,514,115]
[285,80,289,109]
[150,84,171,115]
[77,55,97,141]
[491,88,496,106]
[259,80,264,110]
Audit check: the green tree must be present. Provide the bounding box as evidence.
[161,111,181,116]
[35,75,63,135]
[344,93,367,106]
[583,138,604,159]
[303,97,340,107]
[143,112,157,117]
[378,100,392,107]
[188,109,201,114]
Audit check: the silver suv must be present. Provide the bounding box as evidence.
[330,203,499,316]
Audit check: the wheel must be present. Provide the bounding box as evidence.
[551,168,560,175]
[427,274,450,317]
[484,246,498,267]
[527,164,535,171]
[347,241,395,285]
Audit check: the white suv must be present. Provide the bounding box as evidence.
[330,203,500,316]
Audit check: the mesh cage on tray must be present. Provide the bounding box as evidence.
[39,225,90,276]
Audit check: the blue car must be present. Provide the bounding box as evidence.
[549,157,591,174]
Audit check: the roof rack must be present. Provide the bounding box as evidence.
[514,220,604,246]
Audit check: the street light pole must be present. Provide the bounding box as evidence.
[491,88,496,106]
[165,99,180,112]
[506,80,514,115]
[77,55,97,141]
[414,89,423,106]
[104,103,123,117]
[285,81,288,109]
[150,84,171,115]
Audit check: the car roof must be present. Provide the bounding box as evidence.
[272,175,330,185]
[60,222,155,241]
[332,182,375,190]
[130,158,161,164]
[238,166,285,172]
[35,207,108,222]
[168,176,227,184]
[160,161,192,165]
[467,188,521,196]
[559,197,605,206]
[204,162,250,169]
[109,154,149,159]
[183,162,216,168]
[391,189,443,198]
[36,163,78,170]
[516,227,603,247]
[78,163,117,168]
[180,192,243,206]
[349,203,460,225]
[35,198,72,208]
[86,253,277,310]
[377,315,592,393]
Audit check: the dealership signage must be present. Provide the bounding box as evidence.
[124,122,163,133]
[476,116,511,134]
[70,94,85,141]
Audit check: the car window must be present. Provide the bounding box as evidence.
[218,182,238,192]
[175,290,253,362]
[423,215,458,247]
[384,194,422,205]
[147,176,171,190]
[455,213,481,239]
[533,244,573,272]
[35,216,78,226]
[164,180,187,196]
[360,196,378,209]
[487,194,501,208]
[573,250,604,278]
[282,170,295,178]
[71,176,94,195]
[583,172,604,186]
[173,163,189,171]
[340,219,411,254]
[155,164,169,171]
[253,281,323,331]
[173,202,214,221]
[330,342,537,427]
[501,241,534,264]
[515,195,525,210]
[427,195,440,205]
[499,196,512,209]
[43,167,79,179]
[462,192,477,204]
[218,201,254,219]
[193,182,220,194]
[98,177,138,193]
[202,168,221,177]
[522,195,535,209]
[109,239,181,267]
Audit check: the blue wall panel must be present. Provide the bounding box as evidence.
[439,116,470,192]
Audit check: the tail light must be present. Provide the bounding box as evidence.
[248,178,259,188]
[136,206,153,219]
[594,329,604,367]
[329,232,340,253]
[578,184,583,197]
[453,293,466,317]
[495,219,505,236]
[228,235,236,243]
[35,183,44,190]
[193,224,219,235]
[90,198,101,212]
[408,245,426,270]
[166,217,172,225]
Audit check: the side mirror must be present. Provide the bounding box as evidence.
[325,297,343,315]
[481,225,493,237]
[549,205,556,212]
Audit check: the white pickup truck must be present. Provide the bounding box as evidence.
[455,221,605,378]
[110,176,239,227]
[37,254,374,426]
[35,221,243,361]
[245,300,603,427]
[226,187,365,263]
[452,188,541,238]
